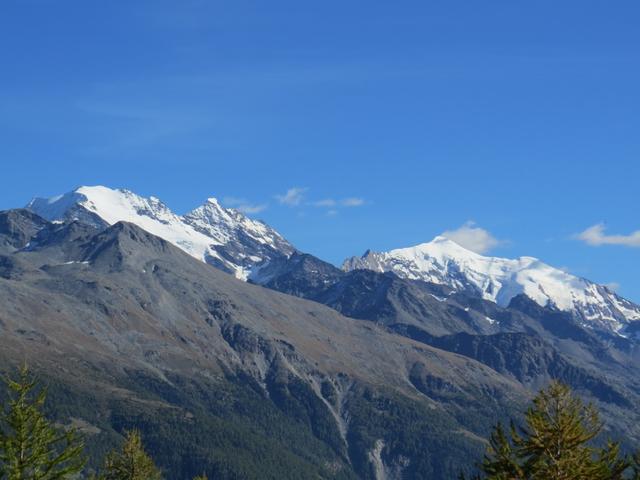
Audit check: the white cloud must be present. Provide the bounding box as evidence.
[237,204,267,214]
[276,187,307,206]
[341,197,365,207]
[575,223,640,247]
[223,197,267,214]
[442,221,503,254]
[604,282,620,292]
[311,197,365,208]
[279,190,365,213]
[312,199,337,207]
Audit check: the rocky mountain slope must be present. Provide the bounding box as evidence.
[254,248,640,435]
[343,236,640,336]
[252,250,640,386]
[0,209,540,479]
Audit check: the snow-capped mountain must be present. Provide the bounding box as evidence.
[182,197,295,277]
[25,187,640,336]
[27,186,295,278]
[343,236,640,335]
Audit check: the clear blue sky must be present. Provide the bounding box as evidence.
[1,1,639,300]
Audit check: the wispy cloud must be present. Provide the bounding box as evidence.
[276,187,307,206]
[442,221,504,254]
[342,197,365,207]
[312,199,337,207]
[575,224,640,247]
[604,282,621,292]
[237,204,268,214]
[277,189,365,215]
[223,197,268,214]
[311,197,365,208]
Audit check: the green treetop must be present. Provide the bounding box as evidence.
[466,381,631,480]
[0,366,86,480]
[99,430,162,480]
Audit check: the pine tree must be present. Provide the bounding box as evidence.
[0,365,86,479]
[99,430,162,480]
[632,451,640,480]
[478,421,526,479]
[469,381,630,479]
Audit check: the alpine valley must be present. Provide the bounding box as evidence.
[1,185,639,479]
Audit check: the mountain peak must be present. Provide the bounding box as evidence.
[344,238,640,335]
[27,186,295,280]
[0,208,50,250]
[80,220,175,270]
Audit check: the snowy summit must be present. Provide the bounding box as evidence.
[27,186,295,279]
[343,236,640,335]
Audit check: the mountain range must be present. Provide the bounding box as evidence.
[28,186,640,337]
[343,236,640,336]
[27,186,295,280]
[0,185,637,479]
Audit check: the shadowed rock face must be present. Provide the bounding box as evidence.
[250,247,640,442]
[253,251,637,351]
[252,252,481,336]
[0,209,49,251]
[182,197,296,277]
[342,237,640,336]
[0,209,639,479]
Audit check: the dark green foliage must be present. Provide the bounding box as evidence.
[320,379,338,406]
[106,371,357,480]
[0,366,86,479]
[97,430,162,480]
[0,368,352,480]
[632,451,640,479]
[468,381,632,479]
[0,363,544,479]
[266,370,346,457]
[29,369,525,479]
[346,386,489,479]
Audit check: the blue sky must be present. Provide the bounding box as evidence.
[1,1,639,300]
